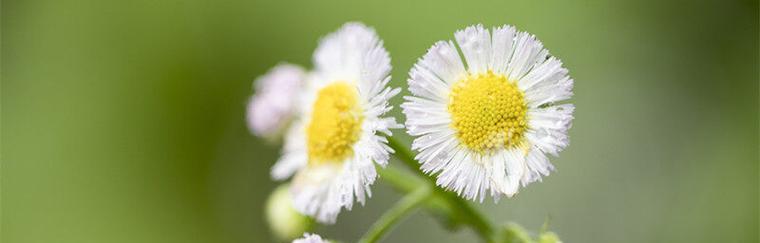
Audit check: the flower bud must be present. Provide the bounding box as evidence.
[266,184,314,241]
[537,232,562,243]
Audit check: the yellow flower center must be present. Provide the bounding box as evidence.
[448,71,528,154]
[306,82,364,165]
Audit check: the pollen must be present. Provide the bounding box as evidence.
[307,82,364,165]
[448,71,528,154]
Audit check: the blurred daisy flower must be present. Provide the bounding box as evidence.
[293,233,328,243]
[402,24,574,201]
[247,63,306,139]
[272,22,401,223]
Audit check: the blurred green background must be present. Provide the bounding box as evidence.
[2,0,758,242]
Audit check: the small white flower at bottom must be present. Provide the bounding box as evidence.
[272,22,401,224]
[247,63,305,139]
[402,24,574,202]
[293,233,327,243]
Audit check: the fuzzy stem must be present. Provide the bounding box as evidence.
[358,186,431,243]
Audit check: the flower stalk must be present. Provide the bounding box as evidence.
[383,136,496,243]
[358,186,431,243]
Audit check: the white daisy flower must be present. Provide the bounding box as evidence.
[272,22,401,223]
[247,63,305,139]
[402,24,574,202]
[293,233,327,243]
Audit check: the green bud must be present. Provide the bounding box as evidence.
[266,184,314,241]
[538,232,562,243]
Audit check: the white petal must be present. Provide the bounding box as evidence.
[524,76,574,108]
[293,233,327,243]
[421,41,466,85]
[506,31,548,82]
[271,121,307,180]
[499,148,526,197]
[408,41,466,102]
[455,24,492,74]
[526,104,575,156]
[313,22,387,89]
[521,146,555,186]
[401,96,450,136]
[291,164,343,223]
[408,64,451,102]
[489,25,517,74]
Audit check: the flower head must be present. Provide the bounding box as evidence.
[247,63,305,139]
[402,24,574,201]
[293,233,328,243]
[272,22,401,223]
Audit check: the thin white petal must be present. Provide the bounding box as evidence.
[521,147,555,185]
[489,25,517,75]
[271,121,307,180]
[526,104,575,156]
[455,24,492,74]
[506,31,548,81]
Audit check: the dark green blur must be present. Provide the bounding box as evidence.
[2,0,757,242]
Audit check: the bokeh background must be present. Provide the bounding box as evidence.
[2,0,758,242]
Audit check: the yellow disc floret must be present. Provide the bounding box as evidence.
[307,82,364,165]
[448,71,528,154]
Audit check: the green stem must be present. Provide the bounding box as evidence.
[358,186,432,243]
[376,165,422,192]
[440,190,495,242]
[386,137,427,178]
[377,166,455,218]
[385,136,495,243]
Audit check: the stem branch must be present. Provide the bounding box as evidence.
[358,186,431,243]
[385,136,495,243]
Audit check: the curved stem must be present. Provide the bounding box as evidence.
[439,190,494,242]
[358,186,431,243]
[386,136,495,243]
[377,166,457,220]
[376,165,422,193]
[386,137,426,177]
